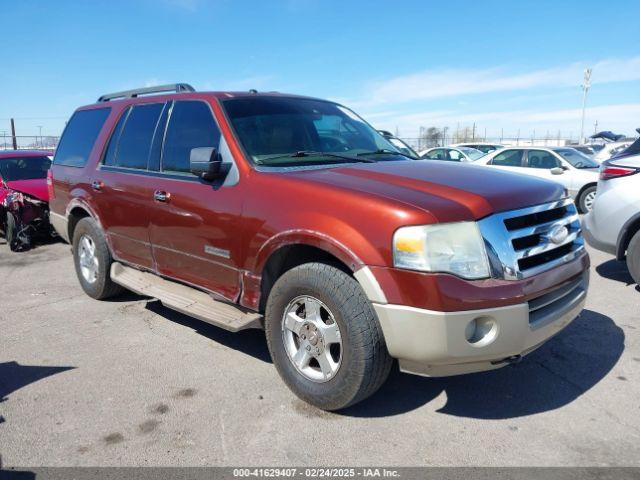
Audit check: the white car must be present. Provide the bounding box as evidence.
[593,142,632,162]
[420,146,486,162]
[475,146,600,212]
[450,142,504,154]
[583,138,640,283]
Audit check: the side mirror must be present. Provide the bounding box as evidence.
[550,167,565,175]
[190,147,229,181]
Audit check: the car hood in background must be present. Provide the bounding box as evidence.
[291,160,565,222]
[590,131,625,142]
[5,178,49,202]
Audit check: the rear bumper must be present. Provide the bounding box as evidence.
[582,211,617,255]
[372,270,588,377]
[49,211,69,243]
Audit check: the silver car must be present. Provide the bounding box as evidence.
[583,137,640,284]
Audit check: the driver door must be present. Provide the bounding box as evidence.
[524,149,572,189]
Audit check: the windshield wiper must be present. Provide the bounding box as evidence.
[356,148,416,159]
[255,151,375,165]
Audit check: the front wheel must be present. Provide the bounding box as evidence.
[5,211,23,252]
[265,263,392,411]
[626,230,640,285]
[577,185,597,213]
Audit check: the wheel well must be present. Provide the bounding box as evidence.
[259,244,352,312]
[576,182,597,201]
[617,215,640,260]
[67,207,91,242]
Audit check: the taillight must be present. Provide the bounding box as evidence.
[600,166,639,180]
[47,169,55,200]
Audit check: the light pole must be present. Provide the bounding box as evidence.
[37,125,43,148]
[580,68,592,145]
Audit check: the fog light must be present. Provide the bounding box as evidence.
[465,317,498,346]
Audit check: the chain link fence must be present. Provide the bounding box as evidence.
[0,135,60,151]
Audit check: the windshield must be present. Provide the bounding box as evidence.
[0,155,52,181]
[458,147,486,161]
[222,97,403,166]
[554,148,599,168]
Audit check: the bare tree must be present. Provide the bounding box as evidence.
[419,126,442,149]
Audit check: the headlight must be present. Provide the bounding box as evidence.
[393,222,490,279]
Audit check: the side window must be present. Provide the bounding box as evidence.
[447,149,463,161]
[424,149,444,160]
[110,103,164,170]
[491,149,524,167]
[102,107,130,167]
[527,150,560,169]
[162,101,221,174]
[53,108,111,167]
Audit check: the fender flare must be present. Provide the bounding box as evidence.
[253,229,365,275]
[616,212,640,260]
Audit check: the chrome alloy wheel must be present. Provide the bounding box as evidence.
[78,234,99,284]
[584,190,597,211]
[282,295,343,382]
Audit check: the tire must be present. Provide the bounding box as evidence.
[72,217,123,300]
[6,211,21,252]
[626,230,640,285]
[577,185,597,213]
[265,263,392,411]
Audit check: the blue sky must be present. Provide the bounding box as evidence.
[2,0,639,140]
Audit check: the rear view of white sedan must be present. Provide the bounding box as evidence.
[475,146,600,212]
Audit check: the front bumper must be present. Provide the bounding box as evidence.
[373,270,588,377]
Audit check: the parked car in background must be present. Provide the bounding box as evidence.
[450,142,503,154]
[475,146,599,212]
[569,145,600,157]
[0,150,54,251]
[378,130,419,158]
[590,131,632,162]
[584,136,640,284]
[50,84,588,410]
[594,142,633,162]
[420,146,485,162]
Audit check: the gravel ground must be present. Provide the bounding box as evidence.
[1,238,639,467]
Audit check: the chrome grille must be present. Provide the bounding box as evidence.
[478,198,584,280]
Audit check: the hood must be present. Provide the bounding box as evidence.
[289,161,565,222]
[590,131,625,142]
[5,178,49,202]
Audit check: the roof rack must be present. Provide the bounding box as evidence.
[97,83,195,102]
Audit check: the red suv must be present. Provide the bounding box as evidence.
[50,84,589,410]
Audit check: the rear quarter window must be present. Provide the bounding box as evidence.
[53,108,111,167]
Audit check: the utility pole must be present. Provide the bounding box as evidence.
[580,68,592,145]
[593,120,598,135]
[37,125,43,147]
[10,118,17,150]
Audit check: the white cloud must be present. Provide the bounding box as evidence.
[363,57,640,106]
[372,103,640,139]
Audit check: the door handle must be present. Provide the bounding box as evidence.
[91,180,103,191]
[154,190,170,203]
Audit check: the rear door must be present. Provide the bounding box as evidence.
[487,149,527,174]
[92,102,167,268]
[147,100,243,301]
[423,148,446,160]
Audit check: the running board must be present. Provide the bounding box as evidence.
[110,262,262,332]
